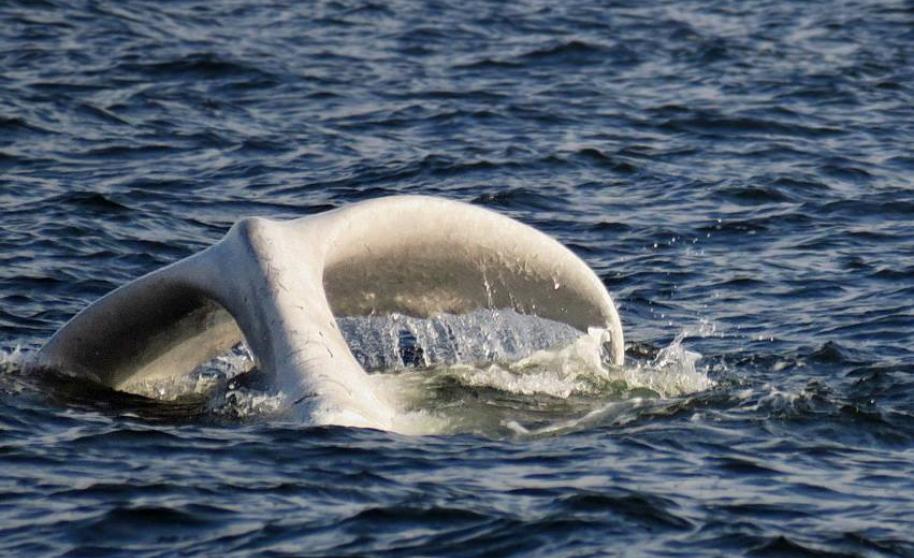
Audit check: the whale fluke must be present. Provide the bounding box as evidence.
[37,196,624,429]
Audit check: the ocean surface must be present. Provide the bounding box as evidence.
[2,0,914,555]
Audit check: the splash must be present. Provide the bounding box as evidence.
[493,330,717,437]
[369,318,716,435]
[0,345,30,371]
[119,311,716,434]
[401,327,713,401]
[0,345,33,395]
[1,312,715,435]
[625,330,716,397]
[120,345,255,401]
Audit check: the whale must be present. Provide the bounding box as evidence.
[37,195,624,430]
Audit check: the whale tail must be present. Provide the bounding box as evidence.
[38,196,624,430]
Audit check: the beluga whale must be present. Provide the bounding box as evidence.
[38,195,624,431]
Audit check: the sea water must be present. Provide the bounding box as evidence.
[2,0,913,555]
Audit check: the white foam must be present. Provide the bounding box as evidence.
[0,345,32,370]
[625,331,715,397]
[0,345,37,394]
[405,328,714,402]
[367,325,716,435]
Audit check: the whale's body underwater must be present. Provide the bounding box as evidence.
[38,196,624,430]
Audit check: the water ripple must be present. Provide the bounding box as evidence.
[2,0,914,555]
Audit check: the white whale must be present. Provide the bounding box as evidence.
[38,195,624,430]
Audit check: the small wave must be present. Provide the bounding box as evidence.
[114,52,277,82]
[0,115,53,135]
[656,109,842,139]
[51,191,131,213]
[472,188,562,213]
[519,40,638,67]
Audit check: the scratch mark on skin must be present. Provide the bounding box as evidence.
[290,354,323,367]
[292,391,318,405]
[285,348,308,361]
[317,374,355,398]
[264,261,288,294]
[284,339,321,362]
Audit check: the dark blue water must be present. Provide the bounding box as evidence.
[3,0,914,555]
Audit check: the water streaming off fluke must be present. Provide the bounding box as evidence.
[96,310,715,436]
